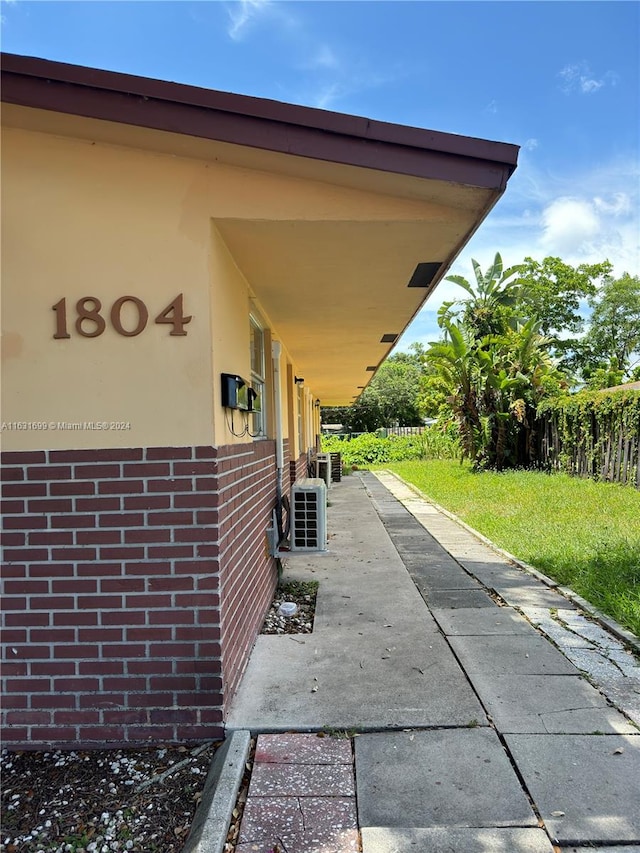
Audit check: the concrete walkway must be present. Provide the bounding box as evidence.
[226,472,640,853]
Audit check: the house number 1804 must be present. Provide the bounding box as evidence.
[52,294,192,339]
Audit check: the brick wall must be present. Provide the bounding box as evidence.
[217,441,279,708]
[1,442,280,749]
[289,452,311,485]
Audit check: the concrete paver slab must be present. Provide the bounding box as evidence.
[226,629,487,731]
[505,734,640,844]
[361,826,555,853]
[355,729,537,829]
[491,583,576,609]
[475,674,637,734]
[598,677,640,727]
[433,607,539,636]
[425,588,497,608]
[561,647,629,679]
[562,847,640,853]
[449,634,579,675]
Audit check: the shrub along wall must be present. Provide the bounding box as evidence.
[536,390,640,488]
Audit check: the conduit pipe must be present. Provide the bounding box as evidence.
[271,341,285,539]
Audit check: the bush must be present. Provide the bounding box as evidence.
[321,425,461,467]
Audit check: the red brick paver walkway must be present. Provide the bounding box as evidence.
[235,733,359,853]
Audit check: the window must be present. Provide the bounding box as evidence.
[250,316,266,437]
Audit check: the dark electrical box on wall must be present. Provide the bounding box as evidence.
[221,373,249,410]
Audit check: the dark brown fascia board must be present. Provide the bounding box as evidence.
[1,53,519,191]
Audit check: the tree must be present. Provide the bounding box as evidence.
[514,257,613,372]
[360,352,424,428]
[579,273,640,380]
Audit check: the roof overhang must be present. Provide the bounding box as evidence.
[1,53,519,405]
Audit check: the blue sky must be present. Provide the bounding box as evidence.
[2,0,639,349]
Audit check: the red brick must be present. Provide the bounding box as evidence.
[55,710,100,725]
[196,576,219,592]
[180,692,222,706]
[28,498,73,513]
[118,725,175,741]
[196,511,218,525]
[149,642,196,657]
[51,547,97,561]
[4,515,48,530]
[196,709,224,723]
[78,660,124,675]
[1,694,29,709]
[76,496,121,511]
[38,694,76,709]
[149,675,197,691]
[175,592,218,607]
[50,481,95,496]
[30,627,75,642]
[150,709,197,724]
[77,726,127,741]
[126,560,171,575]
[76,529,122,545]
[195,478,217,491]
[74,464,121,479]
[52,578,97,594]
[1,499,25,513]
[1,451,46,464]
[2,481,47,497]
[30,531,74,546]
[128,692,173,708]
[1,728,28,742]
[124,528,172,544]
[196,544,219,558]
[55,677,99,691]
[175,626,209,640]
[1,467,24,481]
[197,642,221,658]
[102,709,149,724]
[78,627,123,642]
[148,576,193,592]
[51,514,96,528]
[148,510,194,526]
[1,596,27,610]
[27,466,72,481]
[101,610,144,626]
[125,593,170,608]
[195,609,221,625]
[77,595,122,609]
[5,612,50,627]
[174,560,216,576]
[147,545,194,559]
[1,532,26,546]
[50,448,143,463]
[176,724,224,740]
[123,495,171,510]
[174,492,219,508]
[6,710,51,725]
[195,446,216,459]
[127,626,172,641]
[54,645,99,659]
[102,677,147,692]
[102,643,146,658]
[6,678,50,692]
[77,562,122,577]
[150,609,194,625]
[32,661,75,676]
[128,660,173,675]
[123,463,171,477]
[54,611,98,626]
[99,546,145,560]
[98,479,144,495]
[100,577,145,593]
[173,461,216,476]
[79,693,124,708]
[174,527,214,543]
[99,513,144,528]
[2,628,27,642]
[146,448,192,460]
[147,478,193,492]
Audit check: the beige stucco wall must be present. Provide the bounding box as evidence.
[2,116,439,451]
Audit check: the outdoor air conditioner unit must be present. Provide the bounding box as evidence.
[315,452,331,489]
[290,478,327,552]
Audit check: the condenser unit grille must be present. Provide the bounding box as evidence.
[290,478,327,551]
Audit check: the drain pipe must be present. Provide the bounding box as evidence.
[271,340,285,540]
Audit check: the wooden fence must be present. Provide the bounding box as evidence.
[536,410,640,488]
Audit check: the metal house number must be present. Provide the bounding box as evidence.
[52,294,192,339]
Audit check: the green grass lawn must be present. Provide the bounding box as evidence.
[386,460,640,637]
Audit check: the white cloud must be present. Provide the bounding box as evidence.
[541,197,600,254]
[558,61,617,95]
[226,0,273,42]
[523,138,539,151]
